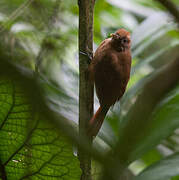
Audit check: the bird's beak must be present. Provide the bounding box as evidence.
[110,33,115,38]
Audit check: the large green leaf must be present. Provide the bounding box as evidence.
[134,153,179,180]
[0,75,81,179]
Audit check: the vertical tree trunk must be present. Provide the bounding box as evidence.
[78,0,95,180]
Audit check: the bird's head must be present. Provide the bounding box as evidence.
[110,29,131,51]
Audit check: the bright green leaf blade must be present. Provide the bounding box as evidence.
[134,153,179,180]
[0,75,81,179]
[172,175,179,180]
[141,149,163,167]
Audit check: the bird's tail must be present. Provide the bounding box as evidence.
[88,105,110,137]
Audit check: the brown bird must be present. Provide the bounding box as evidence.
[88,28,132,137]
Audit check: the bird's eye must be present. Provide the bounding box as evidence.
[122,38,128,43]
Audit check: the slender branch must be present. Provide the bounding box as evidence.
[156,0,179,24]
[78,0,95,179]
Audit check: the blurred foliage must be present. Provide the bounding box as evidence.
[0,0,179,179]
[0,48,81,179]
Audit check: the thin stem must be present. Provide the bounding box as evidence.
[78,0,95,179]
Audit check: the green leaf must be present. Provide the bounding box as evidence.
[0,74,81,179]
[171,175,179,180]
[134,153,179,180]
[168,30,179,39]
[141,149,163,167]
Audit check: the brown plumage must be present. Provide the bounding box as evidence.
[88,28,132,137]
